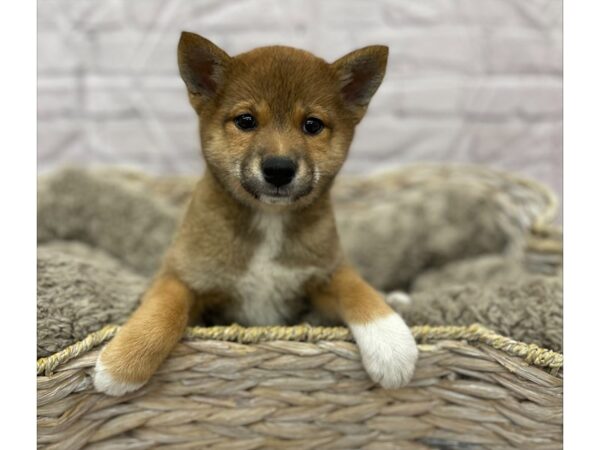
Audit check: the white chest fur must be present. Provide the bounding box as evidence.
[232,213,316,325]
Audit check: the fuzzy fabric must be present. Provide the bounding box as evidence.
[37,165,562,357]
[399,255,562,351]
[37,243,147,357]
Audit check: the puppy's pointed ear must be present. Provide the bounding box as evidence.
[332,46,388,118]
[178,32,230,98]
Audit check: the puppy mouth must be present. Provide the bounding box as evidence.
[259,192,294,204]
[241,180,313,204]
[262,189,291,198]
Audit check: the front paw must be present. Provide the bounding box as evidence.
[350,314,418,389]
[93,345,147,397]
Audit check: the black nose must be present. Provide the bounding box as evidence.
[261,157,297,187]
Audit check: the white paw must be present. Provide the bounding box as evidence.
[385,291,412,309]
[350,314,418,389]
[93,354,145,397]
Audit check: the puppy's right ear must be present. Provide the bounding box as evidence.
[332,46,388,121]
[178,32,230,98]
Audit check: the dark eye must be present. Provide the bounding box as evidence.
[234,113,257,131]
[303,117,324,135]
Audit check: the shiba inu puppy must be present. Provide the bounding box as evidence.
[94,32,418,396]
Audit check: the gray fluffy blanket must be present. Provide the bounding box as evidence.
[37,165,562,357]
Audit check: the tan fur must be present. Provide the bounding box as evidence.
[97,273,195,384]
[94,32,417,393]
[307,264,394,325]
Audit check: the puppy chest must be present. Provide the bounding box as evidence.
[230,215,320,325]
[233,260,313,325]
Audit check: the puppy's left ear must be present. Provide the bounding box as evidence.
[332,46,388,120]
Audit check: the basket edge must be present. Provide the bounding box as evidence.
[37,323,563,376]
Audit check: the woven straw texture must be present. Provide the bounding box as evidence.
[38,324,562,450]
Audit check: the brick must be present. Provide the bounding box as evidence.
[373,76,562,120]
[38,0,62,30]
[156,122,205,174]
[37,77,81,118]
[302,30,364,62]
[317,0,387,29]
[86,117,168,160]
[89,30,179,74]
[37,118,83,171]
[82,75,136,116]
[39,0,111,28]
[140,85,193,119]
[485,28,562,75]
[218,30,311,57]
[38,0,90,30]
[345,117,561,176]
[84,87,136,117]
[382,0,460,25]
[345,117,463,173]
[359,26,487,76]
[122,0,171,29]
[87,30,139,73]
[461,78,563,119]
[456,0,562,28]
[373,78,462,117]
[38,30,85,74]
[81,118,202,173]
[450,121,562,173]
[182,0,303,35]
[82,76,191,119]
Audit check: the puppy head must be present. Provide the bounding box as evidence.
[178,31,388,210]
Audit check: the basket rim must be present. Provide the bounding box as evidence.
[37,323,563,376]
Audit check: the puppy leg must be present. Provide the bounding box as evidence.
[93,273,196,396]
[308,265,418,388]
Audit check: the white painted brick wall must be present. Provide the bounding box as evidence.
[38,0,563,216]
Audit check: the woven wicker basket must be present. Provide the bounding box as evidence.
[38,322,562,450]
[37,168,563,450]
